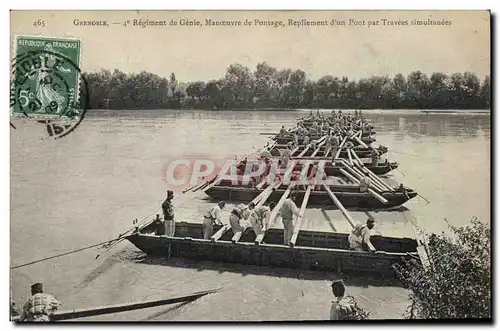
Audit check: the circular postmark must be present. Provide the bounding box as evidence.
[10,48,89,140]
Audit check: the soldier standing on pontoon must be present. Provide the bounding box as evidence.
[162,190,175,236]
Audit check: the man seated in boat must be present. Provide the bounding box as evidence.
[229,203,254,236]
[348,218,376,252]
[203,201,225,240]
[248,202,277,236]
[20,283,61,322]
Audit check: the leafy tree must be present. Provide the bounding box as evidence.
[83,63,490,110]
[394,217,491,319]
[479,75,490,109]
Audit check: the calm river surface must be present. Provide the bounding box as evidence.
[10,109,490,321]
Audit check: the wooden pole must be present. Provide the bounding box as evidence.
[322,184,376,251]
[350,150,394,192]
[339,159,385,192]
[338,168,388,204]
[297,145,310,158]
[353,135,369,148]
[347,148,354,166]
[231,180,281,243]
[350,166,386,193]
[320,208,337,232]
[254,183,296,245]
[290,185,313,247]
[13,289,220,322]
[211,181,280,242]
[322,184,356,228]
[334,137,348,159]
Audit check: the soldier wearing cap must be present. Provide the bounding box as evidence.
[162,190,175,237]
[20,283,60,322]
[348,217,376,252]
[203,201,225,239]
[280,192,301,245]
[330,280,357,320]
[229,203,254,236]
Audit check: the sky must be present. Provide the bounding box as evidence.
[10,10,491,82]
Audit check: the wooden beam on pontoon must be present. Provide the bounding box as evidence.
[290,184,313,247]
[322,184,376,252]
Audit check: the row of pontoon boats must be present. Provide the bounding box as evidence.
[125,111,426,277]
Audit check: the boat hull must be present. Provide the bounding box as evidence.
[126,222,419,276]
[205,186,416,210]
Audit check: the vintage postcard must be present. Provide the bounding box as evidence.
[10,10,491,322]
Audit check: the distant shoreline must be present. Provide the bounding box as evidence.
[89,108,491,115]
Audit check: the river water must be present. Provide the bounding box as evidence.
[10,109,490,321]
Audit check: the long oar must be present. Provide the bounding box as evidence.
[13,288,220,322]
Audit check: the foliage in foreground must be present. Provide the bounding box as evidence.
[394,217,491,319]
[342,296,370,320]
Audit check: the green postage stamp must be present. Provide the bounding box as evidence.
[11,36,83,120]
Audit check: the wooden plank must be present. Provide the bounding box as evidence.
[347,148,354,166]
[339,168,360,184]
[13,289,220,322]
[350,151,394,192]
[321,208,337,232]
[322,184,356,228]
[339,160,385,193]
[334,136,347,159]
[254,180,282,207]
[353,135,369,148]
[297,145,310,158]
[211,182,279,242]
[231,229,245,243]
[367,188,389,204]
[210,224,230,242]
[256,179,267,189]
[254,183,296,245]
[232,181,281,243]
[322,184,376,252]
[324,147,332,158]
[290,185,313,247]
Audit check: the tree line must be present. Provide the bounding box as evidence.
[83,62,491,110]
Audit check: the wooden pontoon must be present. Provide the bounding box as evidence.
[270,144,389,159]
[125,221,420,277]
[204,184,417,210]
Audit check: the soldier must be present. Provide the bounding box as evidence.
[162,190,175,236]
[280,193,300,245]
[229,203,254,236]
[330,280,359,320]
[20,283,61,322]
[203,201,225,239]
[348,217,376,252]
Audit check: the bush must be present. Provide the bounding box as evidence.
[394,217,491,319]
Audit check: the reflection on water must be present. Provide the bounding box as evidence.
[10,109,490,321]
